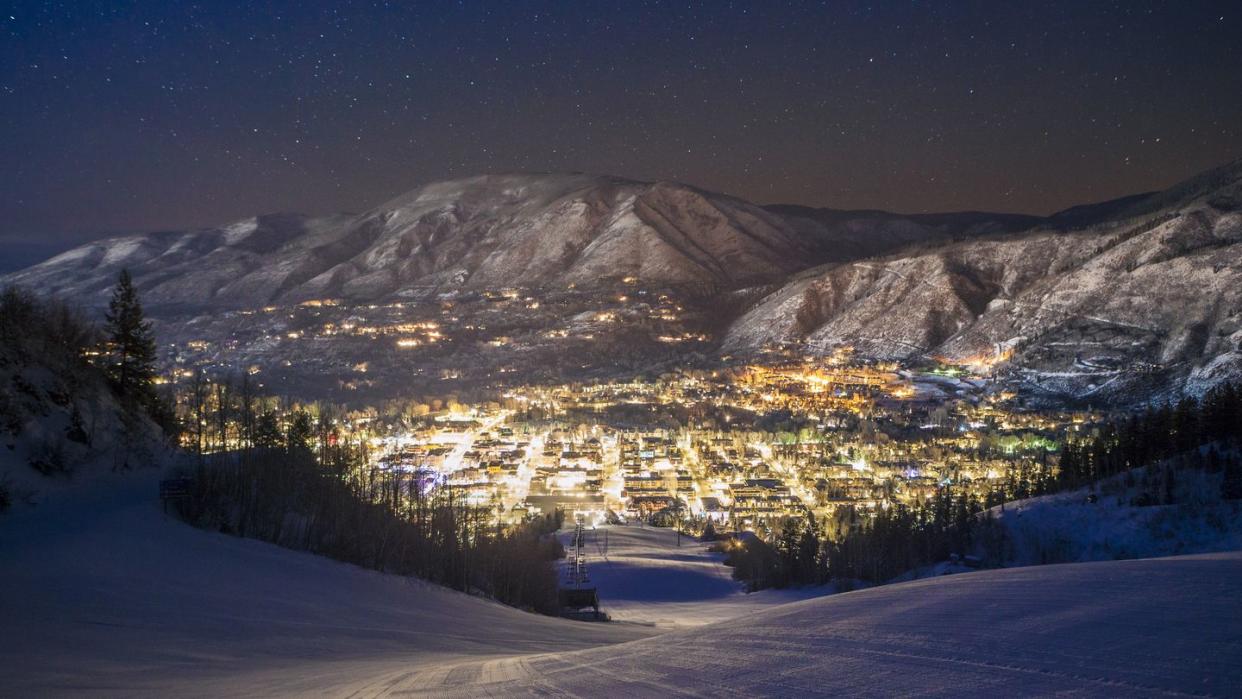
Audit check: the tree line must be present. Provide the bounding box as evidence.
[723,486,988,590]
[1,272,176,495]
[174,441,567,614]
[4,273,569,616]
[177,366,319,460]
[1058,382,1242,492]
[2,271,170,422]
[724,382,1242,591]
[166,325,572,615]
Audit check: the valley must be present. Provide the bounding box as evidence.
[6,3,1242,695]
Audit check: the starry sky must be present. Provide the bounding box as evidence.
[2,1,1240,268]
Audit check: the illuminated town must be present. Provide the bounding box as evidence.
[167,306,1088,539]
[7,2,1242,694]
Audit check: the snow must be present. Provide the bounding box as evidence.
[498,553,1242,697]
[99,238,144,266]
[221,218,259,245]
[0,473,654,696]
[40,244,95,265]
[563,525,825,628]
[984,470,1242,565]
[3,173,813,317]
[4,474,1241,696]
[725,164,1242,402]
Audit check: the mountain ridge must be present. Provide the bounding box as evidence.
[726,159,1242,402]
[2,172,1039,311]
[4,161,1242,402]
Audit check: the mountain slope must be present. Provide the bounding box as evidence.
[727,160,1242,402]
[0,473,655,696]
[3,175,820,311]
[483,552,1242,697]
[0,289,169,503]
[562,525,824,629]
[3,212,359,313]
[5,476,1239,696]
[3,173,1054,314]
[7,162,1242,401]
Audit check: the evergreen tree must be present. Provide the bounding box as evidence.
[1203,383,1240,444]
[1172,397,1201,453]
[775,518,803,586]
[286,409,314,454]
[254,411,285,450]
[103,270,158,407]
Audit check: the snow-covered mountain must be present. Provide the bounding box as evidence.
[1,173,1045,313]
[5,163,1242,402]
[5,477,1240,695]
[726,159,1242,402]
[4,174,823,311]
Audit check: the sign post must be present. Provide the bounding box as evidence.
[159,478,193,514]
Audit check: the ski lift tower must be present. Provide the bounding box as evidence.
[558,524,601,618]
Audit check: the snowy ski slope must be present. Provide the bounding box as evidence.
[562,524,824,628]
[3,474,1241,696]
[0,474,654,696]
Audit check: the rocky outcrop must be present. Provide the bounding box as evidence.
[726,160,1242,401]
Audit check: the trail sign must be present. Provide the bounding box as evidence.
[159,478,193,512]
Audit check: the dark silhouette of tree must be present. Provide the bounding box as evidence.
[188,367,208,462]
[286,409,314,455]
[253,411,285,450]
[175,445,565,614]
[103,270,158,410]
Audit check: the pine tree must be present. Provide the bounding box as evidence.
[1203,382,1240,444]
[103,270,158,407]
[286,409,314,454]
[1172,397,1201,453]
[253,411,285,450]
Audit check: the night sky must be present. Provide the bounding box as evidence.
[2,1,1240,267]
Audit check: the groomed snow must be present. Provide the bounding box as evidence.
[488,551,1242,697]
[563,524,825,628]
[986,475,1242,566]
[0,473,655,696]
[4,476,1241,696]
